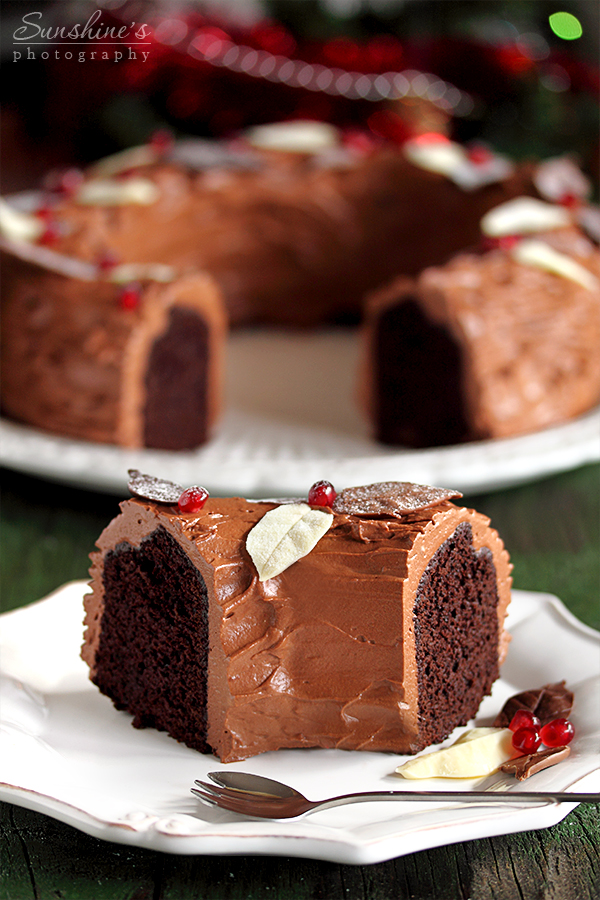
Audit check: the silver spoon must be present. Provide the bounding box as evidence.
[190,771,600,819]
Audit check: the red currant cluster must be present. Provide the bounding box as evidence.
[509,709,575,755]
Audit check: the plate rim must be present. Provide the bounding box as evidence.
[1,404,599,498]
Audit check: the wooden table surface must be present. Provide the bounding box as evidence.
[1,462,598,900]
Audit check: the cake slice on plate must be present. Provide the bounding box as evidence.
[83,475,512,762]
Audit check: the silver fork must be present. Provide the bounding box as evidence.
[190,771,600,819]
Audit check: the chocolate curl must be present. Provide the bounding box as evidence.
[493,681,574,728]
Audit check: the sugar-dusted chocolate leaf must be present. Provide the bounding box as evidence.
[246,502,333,581]
[493,681,573,728]
[127,469,183,504]
[332,482,462,518]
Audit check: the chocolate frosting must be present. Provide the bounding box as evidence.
[48,149,535,328]
[85,492,512,762]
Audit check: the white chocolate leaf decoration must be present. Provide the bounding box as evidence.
[0,198,43,243]
[76,177,159,206]
[90,145,158,177]
[245,120,340,154]
[246,502,333,581]
[481,197,570,237]
[110,263,176,284]
[512,239,599,291]
[404,137,465,176]
[404,138,513,191]
[395,727,518,779]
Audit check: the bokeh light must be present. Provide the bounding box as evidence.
[548,11,583,41]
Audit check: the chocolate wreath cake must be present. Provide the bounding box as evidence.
[0,128,541,450]
[2,127,596,451]
[83,474,512,763]
[362,197,600,447]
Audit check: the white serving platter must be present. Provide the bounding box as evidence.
[1,583,598,864]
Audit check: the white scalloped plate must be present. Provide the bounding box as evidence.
[1,329,599,497]
[1,583,598,864]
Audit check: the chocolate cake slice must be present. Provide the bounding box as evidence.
[0,242,226,449]
[83,478,512,762]
[362,223,600,447]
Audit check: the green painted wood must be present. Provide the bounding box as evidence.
[464,463,600,631]
[0,470,119,614]
[1,802,598,899]
[1,463,598,898]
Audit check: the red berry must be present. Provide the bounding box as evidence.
[150,129,174,156]
[44,167,84,197]
[498,234,521,251]
[119,283,141,311]
[558,192,580,210]
[59,168,84,197]
[343,129,377,155]
[512,726,542,754]
[509,709,541,733]
[540,718,575,748]
[308,480,337,507]
[35,203,55,222]
[467,144,493,165]
[96,250,120,275]
[178,486,209,513]
[412,131,451,146]
[481,235,521,252]
[38,220,61,246]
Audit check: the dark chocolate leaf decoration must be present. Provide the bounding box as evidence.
[493,681,573,728]
[500,746,571,781]
[127,469,183,504]
[332,482,462,518]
